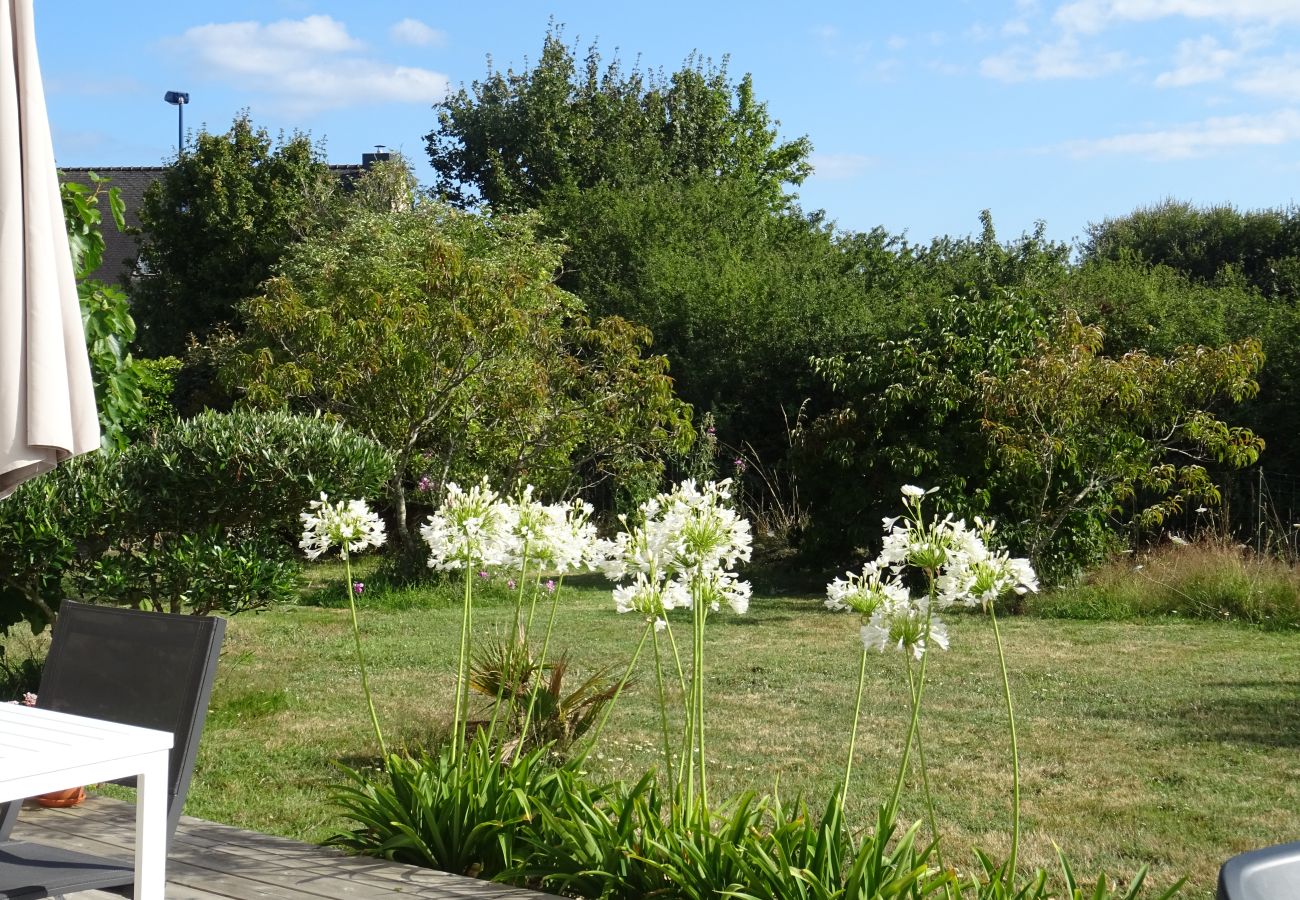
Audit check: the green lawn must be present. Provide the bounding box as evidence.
[153,573,1300,898]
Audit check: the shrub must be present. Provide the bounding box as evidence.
[0,410,392,633]
[1030,538,1300,629]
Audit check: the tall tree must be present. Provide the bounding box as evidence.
[133,113,336,358]
[425,27,812,211]
[216,192,692,548]
[1083,200,1300,299]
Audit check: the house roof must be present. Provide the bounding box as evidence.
[59,156,382,288]
[59,167,160,287]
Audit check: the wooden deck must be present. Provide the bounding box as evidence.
[11,795,564,899]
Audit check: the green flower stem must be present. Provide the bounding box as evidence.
[663,611,690,709]
[661,615,693,810]
[691,573,709,814]
[887,596,935,818]
[578,619,652,764]
[485,556,531,756]
[652,626,676,815]
[509,546,531,645]
[988,602,1021,890]
[907,655,946,881]
[451,566,474,766]
[536,575,566,670]
[524,576,545,643]
[342,551,387,760]
[841,643,870,811]
[513,575,567,758]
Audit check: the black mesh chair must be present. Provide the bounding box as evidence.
[1218,841,1300,900]
[0,601,226,899]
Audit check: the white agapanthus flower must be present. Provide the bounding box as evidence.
[825,560,909,616]
[826,485,1040,654]
[860,596,949,661]
[299,494,387,560]
[420,480,515,571]
[603,479,753,622]
[539,498,599,574]
[693,569,753,615]
[502,485,550,570]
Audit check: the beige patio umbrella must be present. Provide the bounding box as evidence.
[0,0,100,500]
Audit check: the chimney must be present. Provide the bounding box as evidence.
[362,146,391,169]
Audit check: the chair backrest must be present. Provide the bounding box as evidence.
[0,601,225,842]
[1218,840,1300,900]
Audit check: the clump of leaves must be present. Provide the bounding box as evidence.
[470,636,622,757]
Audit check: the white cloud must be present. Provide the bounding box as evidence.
[811,24,840,41]
[981,35,1130,81]
[1002,18,1032,36]
[1056,0,1300,35]
[1155,35,1240,86]
[1060,108,1300,159]
[389,18,446,48]
[809,152,875,180]
[169,15,449,112]
[887,34,908,50]
[1236,55,1300,101]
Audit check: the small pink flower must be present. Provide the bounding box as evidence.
[352,582,364,596]
[21,692,37,707]
[416,475,433,493]
[545,579,556,593]
[478,570,490,579]
[506,579,516,589]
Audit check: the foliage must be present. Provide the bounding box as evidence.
[546,177,873,455]
[331,730,562,877]
[803,294,1263,582]
[470,639,621,756]
[60,173,148,448]
[133,112,336,358]
[0,410,390,633]
[128,356,183,438]
[218,200,691,546]
[979,317,1263,577]
[1031,538,1300,629]
[1083,200,1300,299]
[425,26,811,212]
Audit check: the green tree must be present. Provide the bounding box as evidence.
[216,194,692,548]
[803,294,1263,581]
[133,113,336,358]
[1083,200,1300,298]
[425,27,811,211]
[545,178,873,454]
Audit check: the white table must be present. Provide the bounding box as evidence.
[0,703,172,900]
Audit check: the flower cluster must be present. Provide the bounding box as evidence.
[827,485,1037,659]
[420,481,602,574]
[421,480,515,571]
[299,494,387,560]
[601,479,753,626]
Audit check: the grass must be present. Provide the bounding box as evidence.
[117,560,1295,900]
[1030,539,1300,629]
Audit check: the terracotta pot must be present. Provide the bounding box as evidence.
[35,786,86,808]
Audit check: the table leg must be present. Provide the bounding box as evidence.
[134,750,169,900]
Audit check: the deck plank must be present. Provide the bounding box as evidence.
[9,796,565,899]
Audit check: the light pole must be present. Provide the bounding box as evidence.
[163,91,189,154]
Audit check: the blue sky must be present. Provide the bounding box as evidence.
[35,0,1300,246]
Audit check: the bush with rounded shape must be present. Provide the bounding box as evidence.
[0,410,392,632]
